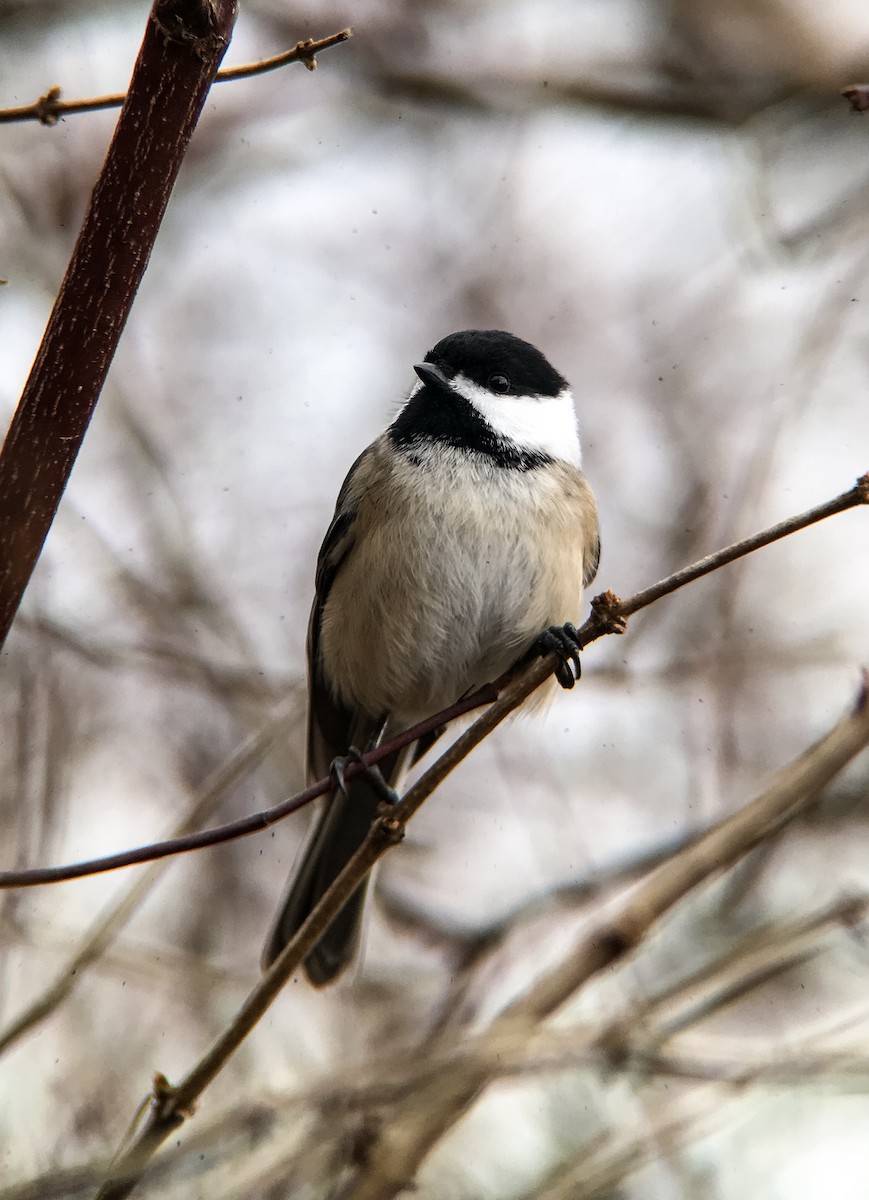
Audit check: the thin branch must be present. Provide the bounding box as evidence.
[579,471,869,643]
[215,29,351,81]
[0,30,352,126]
[0,472,864,890]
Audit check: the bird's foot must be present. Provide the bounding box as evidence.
[330,746,400,806]
[535,622,582,689]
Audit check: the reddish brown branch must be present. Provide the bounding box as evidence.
[0,0,239,648]
[579,472,869,644]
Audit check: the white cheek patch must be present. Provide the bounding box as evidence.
[452,375,582,467]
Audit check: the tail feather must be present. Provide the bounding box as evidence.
[261,744,410,985]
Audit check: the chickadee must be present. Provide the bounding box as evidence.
[262,329,600,985]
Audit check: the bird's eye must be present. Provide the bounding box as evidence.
[488,373,510,394]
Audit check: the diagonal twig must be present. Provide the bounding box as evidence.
[579,471,869,643]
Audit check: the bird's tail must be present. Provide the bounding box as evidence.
[261,744,410,986]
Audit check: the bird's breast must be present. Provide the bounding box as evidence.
[318,444,595,722]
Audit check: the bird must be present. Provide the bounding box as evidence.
[262,329,600,985]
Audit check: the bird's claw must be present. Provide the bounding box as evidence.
[535,622,582,689]
[330,746,400,806]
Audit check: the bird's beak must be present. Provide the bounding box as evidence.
[414,361,452,393]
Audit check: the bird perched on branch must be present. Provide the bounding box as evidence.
[263,329,600,985]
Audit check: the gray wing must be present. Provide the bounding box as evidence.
[580,474,601,591]
[306,446,374,782]
[263,445,388,982]
[582,530,601,590]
